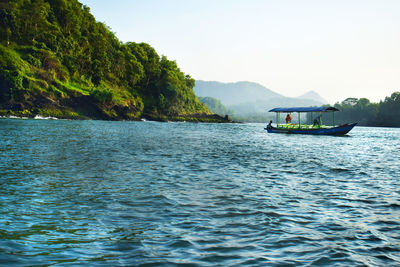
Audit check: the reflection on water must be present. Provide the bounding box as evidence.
[1,119,400,266]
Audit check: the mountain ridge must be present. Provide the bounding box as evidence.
[194,80,327,117]
[297,90,328,104]
[194,80,283,106]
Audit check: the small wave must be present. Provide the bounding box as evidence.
[0,115,29,119]
[168,239,194,248]
[386,203,400,209]
[310,255,352,266]
[200,254,241,263]
[374,254,397,262]
[330,167,351,173]
[357,231,384,242]
[203,244,257,253]
[34,115,58,120]
[348,198,376,204]
[374,219,399,226]
[372,246,400,253]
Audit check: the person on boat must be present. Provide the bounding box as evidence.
[313,116,321,126]
[285,114,292,124]
[266,120,273,129]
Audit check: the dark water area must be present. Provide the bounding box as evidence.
[1,118,399,266]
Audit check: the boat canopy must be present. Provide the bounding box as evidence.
[269,106,339,113]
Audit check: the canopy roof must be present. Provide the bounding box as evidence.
[269,106,339,113]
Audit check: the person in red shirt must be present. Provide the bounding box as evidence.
[285,113,292,124]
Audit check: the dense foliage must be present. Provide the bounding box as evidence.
[333,93,400,127]
[0,0,209,119]
[229,93,400,125]
[198,96,233,116]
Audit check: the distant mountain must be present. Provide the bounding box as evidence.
[194,81,327,119]
[194,81,283,106]
[298,91,328,104]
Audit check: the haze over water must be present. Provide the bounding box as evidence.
[1,119,399,266]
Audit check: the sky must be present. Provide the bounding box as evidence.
[80,0,400,104]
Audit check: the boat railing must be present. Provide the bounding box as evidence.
[277,124,330,130]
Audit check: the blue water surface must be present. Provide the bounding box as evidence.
[0,118,399,266]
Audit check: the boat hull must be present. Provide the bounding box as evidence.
[265,123,357,135]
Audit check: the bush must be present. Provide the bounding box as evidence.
[27,54,42,68]
[90,87,113,103]
[0,69,25,101]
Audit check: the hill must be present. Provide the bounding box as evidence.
[0,0,225,122]
[298,90,328,104]
[198,96,232,116]
[194,80,327,120]
[194,80,283,106]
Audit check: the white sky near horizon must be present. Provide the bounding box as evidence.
[80,0,400,104]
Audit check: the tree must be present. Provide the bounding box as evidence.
[377,92,400,126]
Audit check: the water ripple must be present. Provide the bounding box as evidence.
[0,119,400,266]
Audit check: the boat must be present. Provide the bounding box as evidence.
[265,106,357,135]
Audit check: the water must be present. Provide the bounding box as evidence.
[1,119,399,266]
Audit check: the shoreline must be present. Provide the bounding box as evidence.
[0,109,232,123]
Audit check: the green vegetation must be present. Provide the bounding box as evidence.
[231,113,272,123]
[198,96,233,116]
[0,0,216,121]
[333,93,400,127]
[275,94,400,127]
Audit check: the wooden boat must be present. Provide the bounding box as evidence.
[265,107,357,135]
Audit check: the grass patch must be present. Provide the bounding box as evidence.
[56,80,91,96]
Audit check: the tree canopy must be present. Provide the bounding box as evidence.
[0,0,210,119]
[333,93,400,127]
[198,96,233,116]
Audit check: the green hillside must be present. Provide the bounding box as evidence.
[198,96,233,116]
[0,0,223,121]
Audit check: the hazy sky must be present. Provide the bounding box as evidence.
[80,0,399,104]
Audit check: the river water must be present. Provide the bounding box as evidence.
[0,118,399,266]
